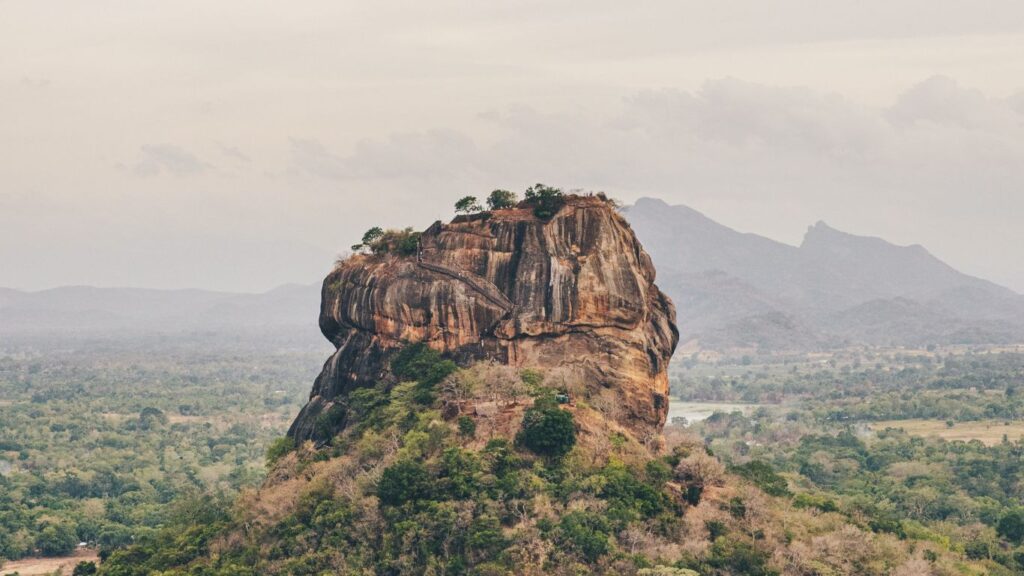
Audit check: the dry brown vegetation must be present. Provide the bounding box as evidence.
[0,548,97,576]
[99,360,1003,575]
[870,419,1024,446]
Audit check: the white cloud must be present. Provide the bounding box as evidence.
[289,131,481,181]
[3,0,1024,292]
[282,77,1024,292]
[303,77,1023,199]
[129,144,212,177]
[217,143,250,163]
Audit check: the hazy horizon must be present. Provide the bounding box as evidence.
[3,196,1020,297]
[4,1,1024,293]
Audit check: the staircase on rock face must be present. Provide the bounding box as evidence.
[416,260,515,314]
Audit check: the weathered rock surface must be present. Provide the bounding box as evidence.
[289,195,678,443]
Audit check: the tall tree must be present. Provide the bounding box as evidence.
[486,189,517,210]
[454,196,483,214]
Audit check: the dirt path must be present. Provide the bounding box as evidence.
[1,549,98,576]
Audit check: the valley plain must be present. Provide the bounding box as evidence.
[4,330,1024,574]
[3,195,1024,575]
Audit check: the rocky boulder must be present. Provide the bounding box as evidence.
[289,194,678,444]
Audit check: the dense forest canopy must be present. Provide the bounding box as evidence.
[3,332,1024,574]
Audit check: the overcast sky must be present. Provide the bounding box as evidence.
[3,1,1023,293]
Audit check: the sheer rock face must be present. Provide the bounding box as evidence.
[289,195,679,443]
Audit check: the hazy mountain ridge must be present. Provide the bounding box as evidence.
[4,198,1021,352]
[626,197,1024,351]
[0,283,322,340]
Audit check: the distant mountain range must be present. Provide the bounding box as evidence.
[626,198,1024,351]
[0,283,324,347]
[3,198,1022,353]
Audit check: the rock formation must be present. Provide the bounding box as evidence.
[289,194,678,443]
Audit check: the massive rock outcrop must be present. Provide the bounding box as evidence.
[289,194,678,443]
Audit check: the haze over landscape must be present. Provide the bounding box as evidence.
[5,3,1024,576]
[3,1,1024,293]
[4,201,1022,352]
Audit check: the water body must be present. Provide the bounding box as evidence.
[667,399,761,426]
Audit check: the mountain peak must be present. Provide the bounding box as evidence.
[631,197,713,223]
[290,193,678,444]
[800,220,861,248]
[625,198,1023,348]
[632,196,670,209]
[801,220,936,260]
